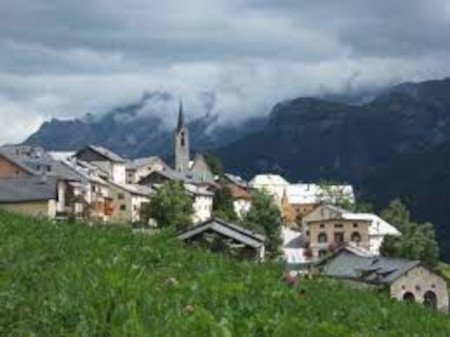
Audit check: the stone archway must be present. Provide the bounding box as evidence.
[423,290,437,310]
[403,291,415,303]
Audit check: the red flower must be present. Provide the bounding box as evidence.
[282,274,297,287]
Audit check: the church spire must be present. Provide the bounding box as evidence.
[177,100,184,131]
[174,99,190,172]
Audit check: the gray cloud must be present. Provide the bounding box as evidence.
[0,0,450,144]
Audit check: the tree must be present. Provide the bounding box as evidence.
[380,199,439,267]
[243,189,282,257]
[213,185,237,222]
[317,180,355,210]
[204,154,224,177]
[141,181,193,231]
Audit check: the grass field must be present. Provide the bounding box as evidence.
[1,210,449,336]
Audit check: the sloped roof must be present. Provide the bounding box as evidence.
[307,204,401,237]
[178,217,266,248]
[224,173,250,188]
[322,249,420,285]
[125,156,166,170]
[228,184,252,200]
[86,145,126,163]
[139,168,205,185]
[0,146,84,182]
[343,213,401,236]
[109,181,154,196]
[0,176,58,202]
[249,174,289,187]
[0,145,50,175]
[286,183,355,205]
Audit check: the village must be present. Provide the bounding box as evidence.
[0,103,448,314]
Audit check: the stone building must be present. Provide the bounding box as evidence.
[322,246,449,313]
[302,204,400,258]
[281,183,355,225]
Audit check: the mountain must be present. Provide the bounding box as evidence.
[24,91,266,159]
[216,78,450,261]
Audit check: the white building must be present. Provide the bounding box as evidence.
[285,183,355,206]
[342,212,401,255]
[185,183,214,223]
[125,156,167,184]
[75,145,127,184]
[249,174,289,206]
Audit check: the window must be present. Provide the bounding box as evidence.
[334,232,344,244]
[181,132,185,146]
[318,232,328,243]
[351,232,361,243]
[318,250,328,258]
[320,223,325,229]
[120,204,126,211]
[353,223,358,228]
[118,193,125,200]
[15,170,20,176]
[334,224,343,229]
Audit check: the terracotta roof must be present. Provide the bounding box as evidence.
[228,184,252,200]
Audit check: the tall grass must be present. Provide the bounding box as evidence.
[1,210,449,336]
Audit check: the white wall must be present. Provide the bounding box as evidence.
[112,163,126,184]
[192,195,213,223]
[233,199,251,219]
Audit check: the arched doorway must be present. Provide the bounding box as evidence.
[403,292,415,304]
[423,291,437,310]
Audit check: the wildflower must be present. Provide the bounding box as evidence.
[183,304,195,315]
[166,277,179,288]
[281,273,297,287]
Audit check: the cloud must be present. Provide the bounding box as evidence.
[0,0,450,144]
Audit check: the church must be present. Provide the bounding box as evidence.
[173,101,215,183]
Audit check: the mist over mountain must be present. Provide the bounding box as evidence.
[24,91,267,158]
[216,77,450,261]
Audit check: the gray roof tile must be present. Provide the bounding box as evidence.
[0,176,58,202]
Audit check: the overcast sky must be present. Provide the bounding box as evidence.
[1,0,450,144]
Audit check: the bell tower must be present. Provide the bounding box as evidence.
[174,100,190,172]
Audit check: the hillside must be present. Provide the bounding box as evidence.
[1,210,449,336]
[216,78,450,261]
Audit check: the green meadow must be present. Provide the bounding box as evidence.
[1,210,449,336]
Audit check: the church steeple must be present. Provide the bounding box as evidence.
[174,99,190,172]
[177,100,184,131]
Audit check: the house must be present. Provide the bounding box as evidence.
[321,246,449,313]
[0,176,77,219]
[0,145,57,178]
[282,226,310,267]
[184,183,214,223]
[223,174,252,219]
[249,174,289,206]
[57,157,111,222]
[177,217,266,261]
[125,156,167,184]
[190,153,215,183]
[281,183,355,225]
[75,145,127,184]
[106,181,153,224]
[302,204,400,259]
[0,146,93,219]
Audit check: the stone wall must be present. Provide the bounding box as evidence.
[390,265,449,313]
